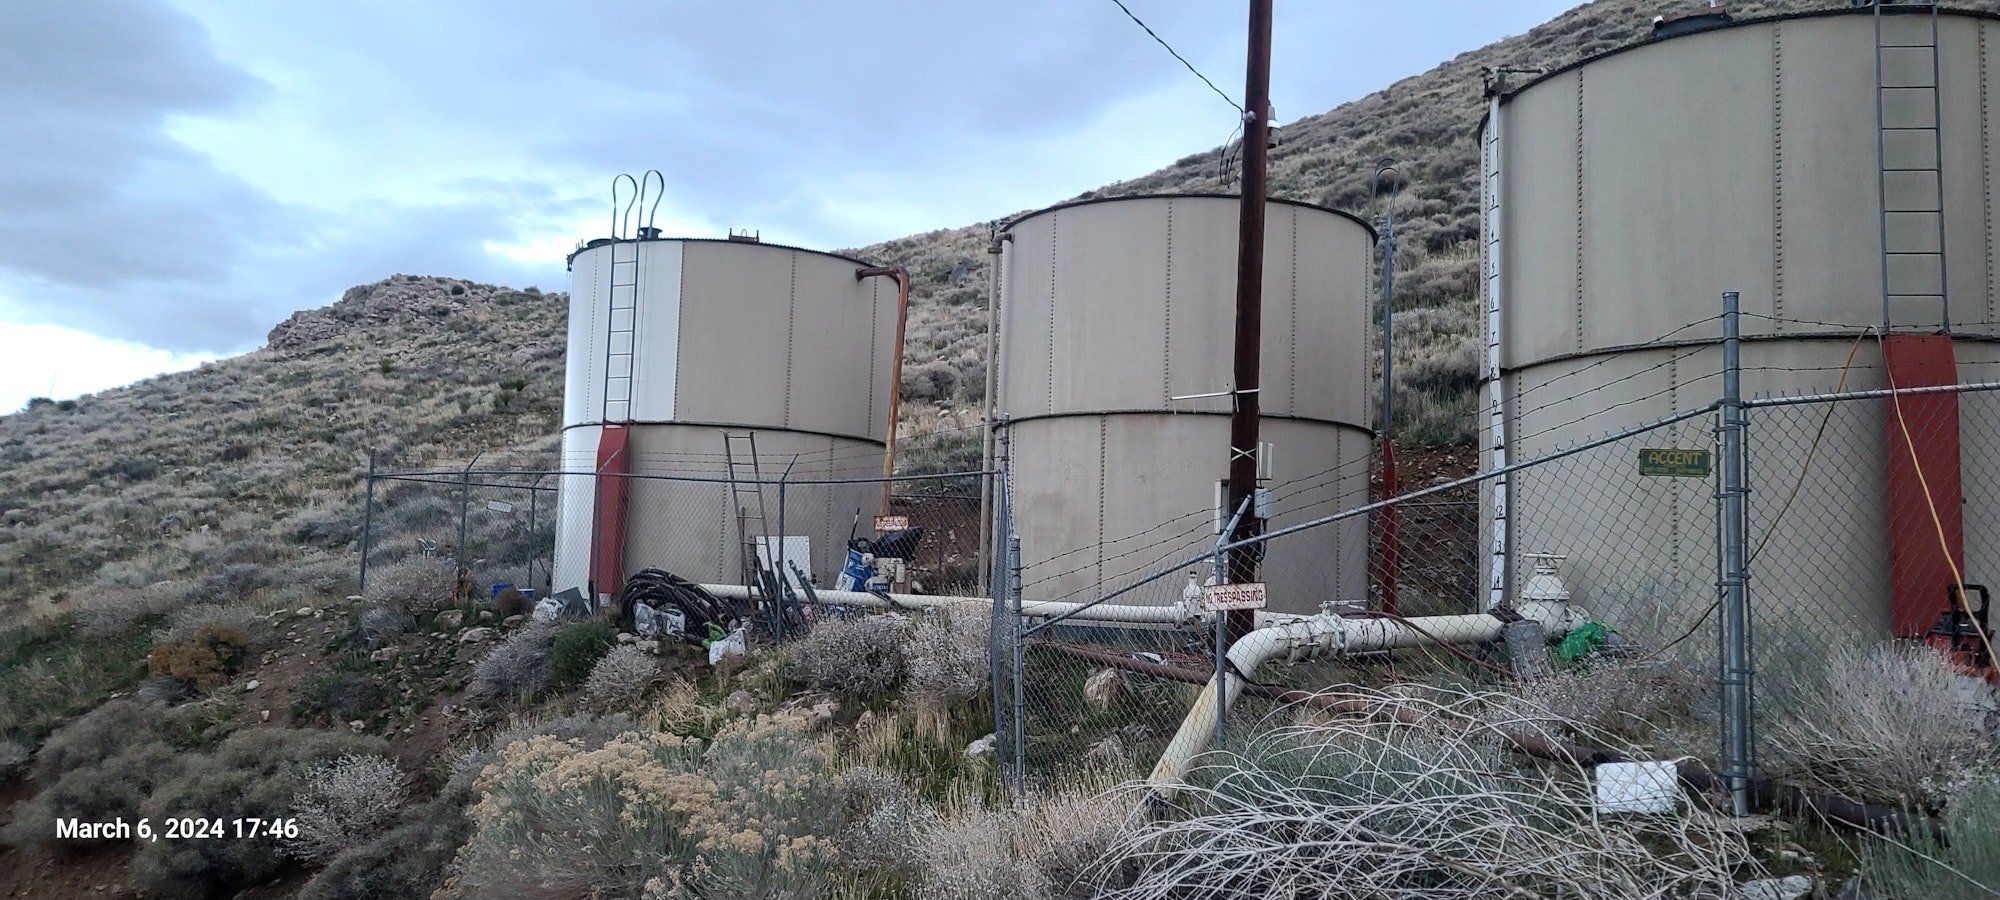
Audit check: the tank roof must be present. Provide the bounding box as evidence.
[1000,192,1377,242]
[565,235,884,269]
[1502,5,2000,101]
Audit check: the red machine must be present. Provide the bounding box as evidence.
[1925,584,1997,681]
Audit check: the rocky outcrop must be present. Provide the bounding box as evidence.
[265,275,564,352]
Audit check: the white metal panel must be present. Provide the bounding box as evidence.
[563,245,607,428]
[1577,24,1773,352]
[629,240,684,422]
[551,425,601,594]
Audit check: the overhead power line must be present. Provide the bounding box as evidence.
[1107,0,1244,114]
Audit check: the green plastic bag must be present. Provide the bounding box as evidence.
[1557,621,1613,665]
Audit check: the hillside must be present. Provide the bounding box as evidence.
[2,0,1978,626]
[8,3,2000,898]
[0,276,566,626]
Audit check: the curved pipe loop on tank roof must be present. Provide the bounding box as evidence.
[637,170,664,239]
[1372,161,1401,206]
[611,173,638,240]
[609,170,665,240]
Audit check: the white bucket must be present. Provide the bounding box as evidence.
[1594,761,1679,814]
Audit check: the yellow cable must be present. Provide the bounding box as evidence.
[1877,333,1999,670]
[1750,329,1869,564]
[1635,330,1868,666]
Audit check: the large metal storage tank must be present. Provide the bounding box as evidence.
[554,236,900,600]
[996,195,1376,615]
[1482,7,2000,633]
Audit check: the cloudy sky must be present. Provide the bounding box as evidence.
[0,0,1576,413]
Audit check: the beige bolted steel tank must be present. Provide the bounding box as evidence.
[1481,7,2000,632]
[995,194,1377,615]
[554,235,900,601]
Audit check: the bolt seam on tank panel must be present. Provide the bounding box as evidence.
[1048,214,1057,417]
[1976,20,1992,324]
[867,279,878,439]
[1774,24,1787,328]
[1098,415,1107,587]
[1575,69,1587,355]
[1164,199,1174,404]
[1290,205,1300,413]
[674,246,688,415]
[784,255,796,428]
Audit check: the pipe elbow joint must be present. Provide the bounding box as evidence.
[1516,599,1590,635]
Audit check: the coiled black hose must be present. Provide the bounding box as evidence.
[618,568,736,644]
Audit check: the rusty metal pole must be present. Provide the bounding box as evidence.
[1225,0,1274,647]
[856,265,912,517]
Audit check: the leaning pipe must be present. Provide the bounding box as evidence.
[856,265,912,514]
[1149,607,1572,787]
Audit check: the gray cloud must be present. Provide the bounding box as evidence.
[0,0,298,347]
[0,0,1576,361]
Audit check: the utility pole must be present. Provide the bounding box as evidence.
[1225,0,1274,647]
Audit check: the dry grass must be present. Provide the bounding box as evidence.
[792,614,907,698]
[905,604,990,707]
[581,644,661,709]
[1761,640,1995,808]
[914,771,1136,900]
[1095,684,1765,899]
[286,754,412,864]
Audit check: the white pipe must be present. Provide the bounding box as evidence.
[1147,603,1585,788]
[704,578,1584,790]
[699,583,1210,627]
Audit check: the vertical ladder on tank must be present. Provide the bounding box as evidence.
[1874,0,1951,333]
[722,431,770,588]
[602,240,639,422]
[600,171,661,424]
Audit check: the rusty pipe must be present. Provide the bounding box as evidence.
[857,265,911,517]
[979,230,1012,593]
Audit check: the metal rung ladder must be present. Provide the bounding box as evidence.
[722,431,770,588]
[600,170,662,423]
[1874,0,1951,333]
[602,240,639,422]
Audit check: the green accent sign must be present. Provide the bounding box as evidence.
[1638,448,1711,477]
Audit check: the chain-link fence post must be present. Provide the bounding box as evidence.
[1213,497,1250,752]
[359,450,377,591]
[1717,289,1756,816]
[1008,531,1026,796]
[988,469,1012,801]
[774,474,788,641]
[456,451,481,604]
[527,473,543,595]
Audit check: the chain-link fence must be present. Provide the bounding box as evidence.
[986,306,2000,817]
[358,455,560,609]
[993,406,1729,791]
[359,454,995,619]
[1740,378,2000,802]
[1369,471,1480,619]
